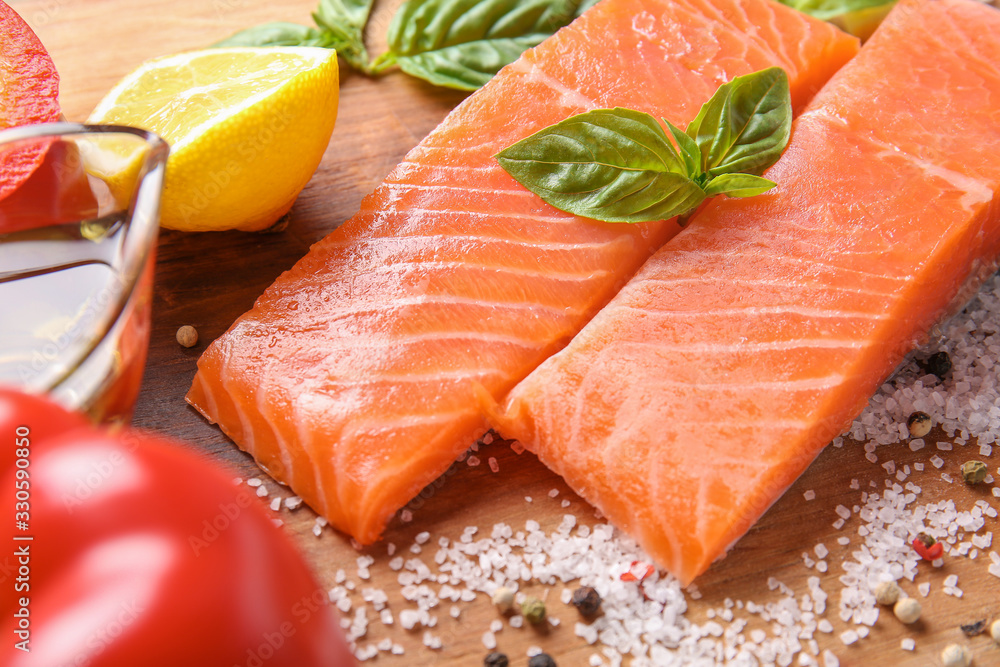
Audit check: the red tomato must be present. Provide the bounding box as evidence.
[0,389,356,666]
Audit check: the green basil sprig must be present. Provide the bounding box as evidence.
[779,0,893,21]
[214,0,374,73]
[494,67,791,224]
[213,0,599,90]
[376,0,595,90]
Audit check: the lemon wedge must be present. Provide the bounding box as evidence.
[88,47,339,232]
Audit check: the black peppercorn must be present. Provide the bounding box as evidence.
[571,586,602,616]
[924,351,952,380]
[960,619,987,637]
[484,652,509,667]
[528,653,557,667]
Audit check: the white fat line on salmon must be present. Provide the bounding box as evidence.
[804,108,994,212]
[340,407,482,439]
[379,181,536,199]
[386,207,585,228]
[313,295,587,321]
[255,379,297,493]
[616,337,866,354]
[322,368,512,388]
[588,372,846,392]
[298,330,550,354]
[619,303,890,320]
[634,275,899,300]
[321,258,612,284]
[321,232,628,253]
[651,247,911,285]
[508,56,600,113]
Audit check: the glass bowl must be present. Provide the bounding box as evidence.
[0,122,168,423]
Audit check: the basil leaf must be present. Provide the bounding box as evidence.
[664,119,701,182]
[703,173,776,198]
[575,0,604,15]
[780,0,893,21]
[496,108,706,223]
[313,0,374,71]
[213,23,331,48]
[686,67,791,178]
[386,0,585,90]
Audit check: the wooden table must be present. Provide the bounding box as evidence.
[17,0,1000,664]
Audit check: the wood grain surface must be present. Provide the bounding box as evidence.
[15,0,1000,665]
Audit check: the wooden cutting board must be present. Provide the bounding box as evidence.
[16,0,1000,664]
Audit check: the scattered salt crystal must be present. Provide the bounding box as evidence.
[942,473,954,483]
[818,620,833,633]
[449,606,460,619]
[981,443,993,456]
[931,455,945,469]
[312,523,322,537]
[415,531,431,545]
[840,629,859,645]
[804,490,816,501]
[483,432,494,445]
[509,615,524,628]
[510,441,525,454]
[256,485,269,498]
[467,456,481,467]
[835,505,851,520]
[399,609,420,630]
[246,477,262,487]
[822,649,839,667]
[488,457,499,473]
[284,495,303,510]
[548,488,560,498]
[561,499,571,508]
[400,509,413,523]
[919,582,931,597]
[914,463,924,471]
[866,452,878,463]
[481,631,496,649]
[937,441,953,451]
[527,646,543,657]
[269,497,281,511]
[833,518,846,530]
[837,536,850,546]
[525,496,533,503]
[901,638,915,651]
[815,543,829,559]
[909,439,926,452]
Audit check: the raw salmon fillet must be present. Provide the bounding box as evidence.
[187,0,858,544]
[493,0,1000,585]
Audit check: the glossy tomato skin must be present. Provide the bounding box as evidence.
[0,389,355,666]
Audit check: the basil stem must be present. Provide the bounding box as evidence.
[495,68,792,225]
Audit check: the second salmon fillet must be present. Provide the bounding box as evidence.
[186,0,858,544]
[493,0,1000,585]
